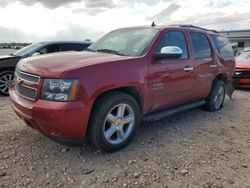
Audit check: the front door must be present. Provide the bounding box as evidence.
[149,30,196,112]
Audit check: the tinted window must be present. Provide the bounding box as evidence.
[210,35,234,59]
[190,32,212,59]
[38,44,60,54]
[156,31,188,59]
[59,43,89,51]
[238,42,244,48]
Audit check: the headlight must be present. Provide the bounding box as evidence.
[41,79,79,101]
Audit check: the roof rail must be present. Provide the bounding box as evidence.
[171,24,218,33]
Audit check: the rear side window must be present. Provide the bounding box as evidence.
[190,32,212,59]
[210,35,234,59]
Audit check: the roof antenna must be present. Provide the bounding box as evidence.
[151,21,156,27]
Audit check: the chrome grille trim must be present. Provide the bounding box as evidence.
[15,69,40,84]
[15,84,37,101]
[234,71,250,78]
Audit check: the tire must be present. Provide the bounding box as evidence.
[0,71,15,96]
[203,80,226,112]
[88,91,141,152]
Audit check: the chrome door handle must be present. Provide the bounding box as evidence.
[183,66,194,72]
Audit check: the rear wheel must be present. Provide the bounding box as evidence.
[203,80,225,112]
[88,91,140,152]
[0,71,14,96]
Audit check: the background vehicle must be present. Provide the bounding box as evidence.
[233,51,250,88]
[10,25,235,152]
[0,41,92,95]
[242,47,250,52]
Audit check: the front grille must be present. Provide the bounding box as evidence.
[15,69,40,84]
[15,84,37,101]
[234,71,250,78]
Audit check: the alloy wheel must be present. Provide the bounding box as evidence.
[213,85,225,110]
[103,103,135,145]
[0,73,14,95]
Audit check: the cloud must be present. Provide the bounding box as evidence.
[0,25,104,43]
[84,0,117,8]
[146,3,181,23]
[0,0,79,8]
[207,0,239,8]
[73,0,118,16]
[0,0,118,9]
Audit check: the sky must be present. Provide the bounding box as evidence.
[0,0,250,43]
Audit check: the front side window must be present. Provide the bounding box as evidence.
[88,28,159,57]
[59,43,87,51]
[190,32,212,59]
[38,44,60,54]
[155,31,189,59]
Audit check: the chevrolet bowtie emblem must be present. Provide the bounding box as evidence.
[16,77,24,84]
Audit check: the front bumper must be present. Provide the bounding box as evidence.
[9,87,90,142]
[233,70,250,88]
[233,78,250,88]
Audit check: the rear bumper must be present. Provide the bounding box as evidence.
[9,87,90,141]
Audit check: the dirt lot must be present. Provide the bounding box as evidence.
[0,90,250,188]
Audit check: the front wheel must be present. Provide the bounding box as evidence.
[0,71,15,96]
[88,91,141,152]
[203,80,226,112]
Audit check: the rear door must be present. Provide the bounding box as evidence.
[149,30,196,111]
[189,31,215,99]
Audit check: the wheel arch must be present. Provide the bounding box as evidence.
[211,73,235,98]
[84,86,144,145]
[92,86,144,114]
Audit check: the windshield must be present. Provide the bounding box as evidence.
[237,52,250,61]
[88,28,159,57]
[13,43,42,57]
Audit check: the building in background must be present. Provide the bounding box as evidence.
[220,30,250,52]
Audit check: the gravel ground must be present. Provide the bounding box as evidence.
[0,90,250,188]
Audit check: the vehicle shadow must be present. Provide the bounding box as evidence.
[235,88,250,92]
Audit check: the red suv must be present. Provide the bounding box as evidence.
[9,25,235,152]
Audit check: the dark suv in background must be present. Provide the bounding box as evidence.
[0,41,92,95]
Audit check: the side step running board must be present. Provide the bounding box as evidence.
[142,100,206,123]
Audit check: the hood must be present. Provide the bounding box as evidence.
[17,51,135,78]
[236,59,250,69]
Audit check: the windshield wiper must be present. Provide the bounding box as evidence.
[97,49,125,56]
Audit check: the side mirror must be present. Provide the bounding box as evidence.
[31,52,41,57]
[154,46,182,60]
